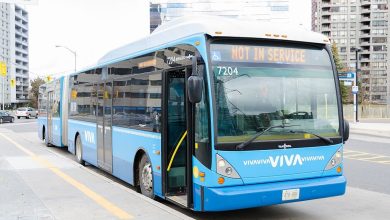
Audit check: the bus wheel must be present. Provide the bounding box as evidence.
[75,135,85,165]
[139,154,154,199]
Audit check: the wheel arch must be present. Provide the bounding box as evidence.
[74,131,80,155]
[133,148,153,187]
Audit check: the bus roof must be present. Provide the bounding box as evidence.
[98,15,329,65]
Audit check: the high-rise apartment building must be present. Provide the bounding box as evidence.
[0,3,29,109]
[312,0,318,31]
[315,0,389,104]
[150,0,290,33]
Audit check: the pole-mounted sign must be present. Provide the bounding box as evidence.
[352,85,359,94]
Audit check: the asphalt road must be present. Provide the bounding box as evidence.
[343,134,390,195]
[1,119,390,220]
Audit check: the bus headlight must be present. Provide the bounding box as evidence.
[325,148,343,170]
[216,154,240,179]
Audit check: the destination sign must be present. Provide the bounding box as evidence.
[210,44,331,66]
[231,46,306,64]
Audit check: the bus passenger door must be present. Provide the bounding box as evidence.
[97,82,113,173]
[163,67,193,208]
[47,91,54,144]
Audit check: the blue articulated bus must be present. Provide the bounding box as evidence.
[38,16,350,211]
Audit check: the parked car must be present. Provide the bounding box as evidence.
[0,111,15,123]
[15,107,38,119]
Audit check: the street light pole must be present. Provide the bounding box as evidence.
[55,45,77,73]
[355,48,362,122]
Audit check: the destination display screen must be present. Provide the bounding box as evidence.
[209,42,339,146]
[210,44,331,66]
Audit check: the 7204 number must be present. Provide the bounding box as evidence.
[216,66,239,76]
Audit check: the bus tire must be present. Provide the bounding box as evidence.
[138,154,154,199]
[75,135,85,166]
[42,126,45,141]
[43,126,50,147]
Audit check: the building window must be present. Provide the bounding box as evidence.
[373,45,386,51]
[113,72,162,132]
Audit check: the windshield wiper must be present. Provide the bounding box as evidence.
[288,130,334,145]
[236,125,299,150]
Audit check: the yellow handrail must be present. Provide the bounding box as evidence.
[167,130,187,172]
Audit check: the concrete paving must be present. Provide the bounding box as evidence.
[350,121,390,138]
[0,125,192,220]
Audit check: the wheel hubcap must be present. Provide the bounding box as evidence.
[141,162,153,192]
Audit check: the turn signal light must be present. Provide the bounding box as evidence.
[337,166,342,173]
[218,177,225,184]
[199,172,205,177]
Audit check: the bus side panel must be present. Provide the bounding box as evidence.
[67,120,76,154]
[68,119,98,166]
[51,117,62,147]
[38,117,47,141]
[112,126,162,197]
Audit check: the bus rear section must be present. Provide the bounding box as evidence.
[191,40,347,211]
[38,77,68,147]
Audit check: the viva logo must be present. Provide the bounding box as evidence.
[84,131,95,144]
[243,154,325,168]
[269,155,303,167]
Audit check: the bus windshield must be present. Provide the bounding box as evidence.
[210,42,341,145]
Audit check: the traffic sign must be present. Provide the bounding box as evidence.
[343,81,352,86]
[352,86,359,94]
[338,72,355,79]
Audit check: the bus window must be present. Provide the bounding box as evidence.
[112,72,162,132]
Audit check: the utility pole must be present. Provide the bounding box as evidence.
[355,48,362,122]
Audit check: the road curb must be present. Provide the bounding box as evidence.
[350,131,390,139]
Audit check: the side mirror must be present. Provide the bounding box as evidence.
[188,55,203,103]
[343,119,349,142]
[188,75,203,103]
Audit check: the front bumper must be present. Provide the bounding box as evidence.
[201,175,346,211]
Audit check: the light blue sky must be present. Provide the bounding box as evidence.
[25,0,311,79]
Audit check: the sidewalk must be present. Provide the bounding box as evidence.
[349,121,390,138]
